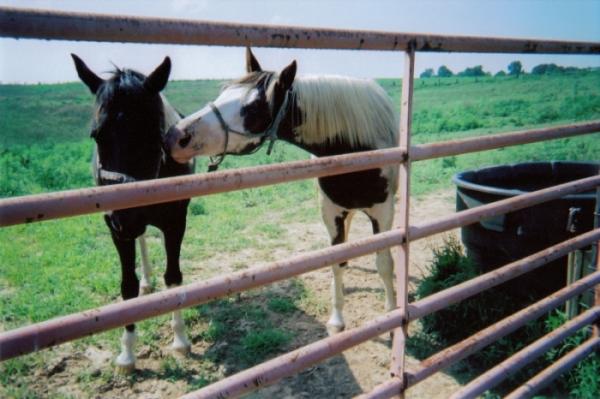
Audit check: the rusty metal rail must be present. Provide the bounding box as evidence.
[450,307,600,399]
[0,147,405,227]
[356,377,403,399]
[2,7,600,398]
[2,7,600,53]
[0,228,404,361]
[408,228,600,321]
[408,271,600,385]
[1,121,598,227]
[181,309,406,399]
[363,271,600,397]
[411,120,600,162]
[2,177,598,362]
[181,231,600,399]
[505,336,600,399]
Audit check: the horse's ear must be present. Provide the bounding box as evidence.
[145,56,171,93]
[277,60,297,90]
[71,53,103,94]
[246,47,262,72]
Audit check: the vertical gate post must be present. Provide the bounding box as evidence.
[390,46,415,396]
[594,181,600,339]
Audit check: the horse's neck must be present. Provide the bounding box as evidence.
[284,136,375,157]
[278,116,375,157]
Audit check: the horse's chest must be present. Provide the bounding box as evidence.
[318,168,389,209]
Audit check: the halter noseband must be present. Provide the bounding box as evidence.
[207,90,293,172]
[93,146,162,185]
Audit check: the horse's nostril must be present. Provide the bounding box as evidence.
[179,133,192,148]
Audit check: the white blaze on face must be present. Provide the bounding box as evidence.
[174,86,263,158]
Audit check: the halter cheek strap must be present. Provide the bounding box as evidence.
[207,90,293,172]
[207,103,232,172]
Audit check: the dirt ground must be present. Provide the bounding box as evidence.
[12,190,463,398]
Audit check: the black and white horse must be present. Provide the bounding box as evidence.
[72,55,193,371]
[165,48,398,334]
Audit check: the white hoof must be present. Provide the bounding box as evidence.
[115,356,136,374]
[171,330,192,356]
[115,330,136,373]
[170,309,190,356]
[171,341,191,356]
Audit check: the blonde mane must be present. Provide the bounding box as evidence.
[292,75,398,148]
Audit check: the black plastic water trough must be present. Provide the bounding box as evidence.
[453,161,599,298]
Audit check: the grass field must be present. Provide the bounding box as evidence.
[1,69,599,397]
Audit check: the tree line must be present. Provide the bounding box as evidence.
[419,61,591,79]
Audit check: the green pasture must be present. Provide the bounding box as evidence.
[1,70,599,396]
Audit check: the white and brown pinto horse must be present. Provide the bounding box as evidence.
[165,48,399,333]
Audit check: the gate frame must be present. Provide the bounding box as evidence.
[1,7,599,399]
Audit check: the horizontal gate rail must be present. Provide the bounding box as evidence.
[407,271,600,387]
[0,147,406,227]
[0,228,404,361]
[1,175,598,361]
[2,7,600,53]
[364,271,600,398]
[505,336,600,399]
[409,174,600,241]
[1,122,598,228]
[409,228,600,321]
[356,377,403,399]
[450,307,600,399]
[2,8,600,397]
[411,120,600,162]
[182,231,600,399]
[181,309,406,399]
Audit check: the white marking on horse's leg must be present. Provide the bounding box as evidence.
[137,235,152,295]
[170,309,191,355]
[321,194,351,334]
[115,329,136,372]
[167,283,191,355]
[328,264,345,334]
[377,249,396,311]
[365,195,397,312]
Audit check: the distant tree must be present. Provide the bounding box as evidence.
[458,65,486,77]
[420,68,435,78]
[495,70,507,77]
[531,63,566,75]
[437,65,453,78]
[508,61,523,77]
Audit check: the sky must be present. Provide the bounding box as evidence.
[0,0,599,83]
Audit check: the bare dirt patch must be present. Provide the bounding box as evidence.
[7,190,461,398]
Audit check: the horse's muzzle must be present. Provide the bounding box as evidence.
[164,126,192,161]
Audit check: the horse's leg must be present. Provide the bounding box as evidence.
[365,195,396,312]
[137,235,152,295]
[321,195,354,334]
[109,232,139,372]
[162,218,191,355]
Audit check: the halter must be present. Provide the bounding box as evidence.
[207,90,293,172]
[93,147,162,185]
[98,168,137,184]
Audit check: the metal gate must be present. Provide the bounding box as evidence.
[1,7,599,398]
